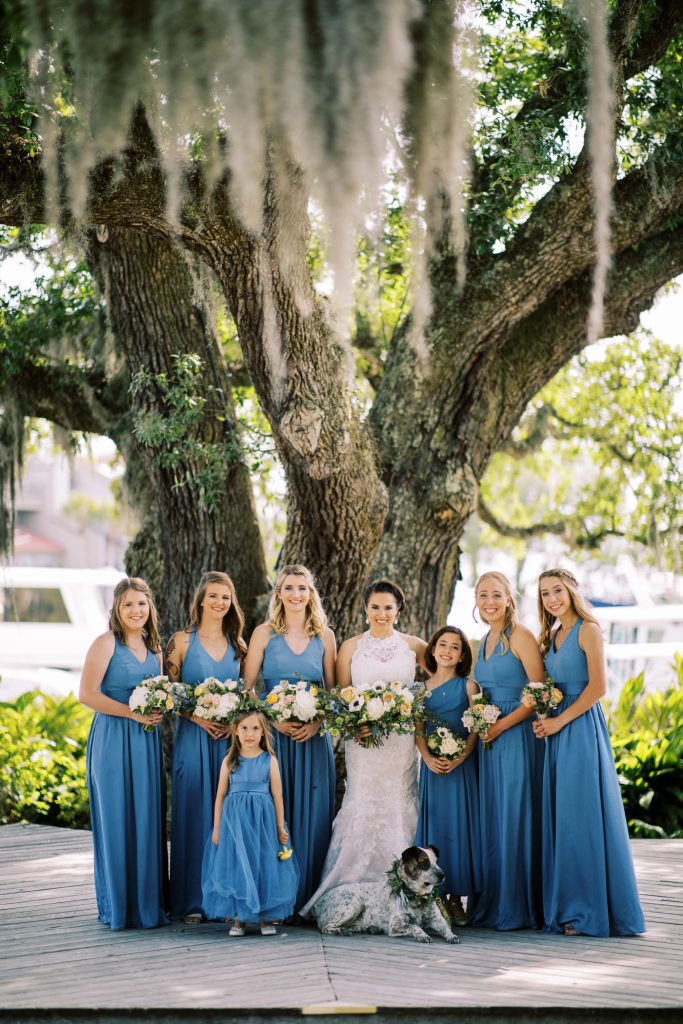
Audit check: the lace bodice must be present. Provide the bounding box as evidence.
[351,631,416,688]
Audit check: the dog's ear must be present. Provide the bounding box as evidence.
[401,846,421,865]
[427,844,440,860]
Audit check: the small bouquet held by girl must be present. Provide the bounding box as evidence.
[427,724,467,761]
[181,676,252,726]
[128,675,185,731]
[461,690,501,750]
[520,676,564,720]
[201,708,299,936]
[264,679,329,724]
[326,680,427,748]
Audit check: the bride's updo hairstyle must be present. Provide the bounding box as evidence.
[363,578,406,613]
[268,563,328,639]
[424,625,473,678]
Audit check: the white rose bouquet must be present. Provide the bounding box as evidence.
[184,677,249,726]
[520,676,564,719]
[326,680,427,748]
[264,680,329,724]
[427,724,467,760]
[128,675,183,732]
[461,690,501,750]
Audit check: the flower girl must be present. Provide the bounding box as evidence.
[201,709,299,935]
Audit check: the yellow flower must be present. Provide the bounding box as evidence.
[382,692,395,704]
[278,847,293,861]
[165,698,174,710]
[310,686,318,696]
[400,703,412,716]
[195,684,206,695]
[552,688,564,704]
[266,692,279,705]
[340,686,357,702]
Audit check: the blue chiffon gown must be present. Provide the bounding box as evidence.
[416,676,482,901]
[470,635,544,929]
[542,619,645,936]
[86,640,168,929]
[170,629,240,918]
[261,633,335,911]
[201,751,299,922]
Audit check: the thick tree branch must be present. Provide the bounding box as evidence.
[9,359,124,436]
[477,495,567,540]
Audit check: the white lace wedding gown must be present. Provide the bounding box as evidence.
[301,631,419,916]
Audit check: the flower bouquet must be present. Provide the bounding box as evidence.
[129,675,183,732]
[184,676,252,726]
[520,676,563,719]
[326,680,427,748]
[461,691,501,750]
[265,680,328,724]
[427,724,467,760]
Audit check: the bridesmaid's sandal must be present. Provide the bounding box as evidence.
[563,923,581,936]
[228,920,246,936]
[183,913,203,924]
[260,922,277,935]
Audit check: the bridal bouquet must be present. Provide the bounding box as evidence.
[129,675,183,732]
[461,691,501,750]
[427,725,467,760]
[265,680,328,724]
[326,680,427,748]
[184,677,249,725]
[520,677,564,719]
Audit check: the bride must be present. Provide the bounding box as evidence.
[301,579,426,917]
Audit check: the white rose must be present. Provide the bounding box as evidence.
[461,711,474,729]
[365,697,385,721]
[129,686,148,711]
[389,681,404,694]
[400,688,414,703]
[482,705,500,723]
[194,706,206,718]
[294,691,317,721]
[282,708,292,719]
[225,679,238,691]
[441,737,459,756]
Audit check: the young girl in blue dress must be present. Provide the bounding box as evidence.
[415,626,481,927]
[244,564,336,911]
[166,571,247,922]
[470,571,545,930]
[80,578,168,930]
[201,709,299,934]
[534,568,645,937]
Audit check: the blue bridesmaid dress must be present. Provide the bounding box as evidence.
[542,619,645,936]
[201,751,299,922]
[470,635,544,929]
[86,640,168,929]
[170,629,240,918]
[261,633,335,911]
[416,676,482,901]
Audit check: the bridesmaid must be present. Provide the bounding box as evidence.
[80,578,168,930]
[534,568,645,936]
[415,626,481,926]
[244,564,336,911]
[166,571,247,922]
[470,570,545,930]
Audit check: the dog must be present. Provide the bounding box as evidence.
[311,845,459,943]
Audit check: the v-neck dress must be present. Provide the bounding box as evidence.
[542,619,645,935]
[261,632,335,911]
[170,628,240,918]
[86,639,168,929]
[415,675,482,899]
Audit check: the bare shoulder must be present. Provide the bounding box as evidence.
[323,625,337,645]
[510,622,538,650]
[88,631,116,658]
[339,634,362,657]
[250,622,273,645]
[167,629,190,651]
[578,619,603,650]
[465,677,479,698]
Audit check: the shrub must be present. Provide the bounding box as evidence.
[606,654,683,838]
[0,690,93,829]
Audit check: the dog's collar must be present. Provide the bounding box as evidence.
[386,858,441,910]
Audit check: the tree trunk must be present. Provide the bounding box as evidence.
[88,227,269,636]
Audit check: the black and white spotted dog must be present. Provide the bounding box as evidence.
[312,845,459,943]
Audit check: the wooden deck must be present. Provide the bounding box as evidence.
[0,824,681,1022]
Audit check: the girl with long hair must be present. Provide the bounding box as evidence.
[201,709,298,934]
[79,578,168,929]
[166,571,247,922]
[534,568,645,936]
[469,571,545,930]
[244,565,336,911]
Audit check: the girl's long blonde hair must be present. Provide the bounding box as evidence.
[225,709,274,774]
[474,571,519,654]
[267,564,328,638]
[186,571,247,658]
[109,578,162,652]
[537,568,600,656]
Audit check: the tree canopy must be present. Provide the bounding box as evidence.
[1,1,682,637]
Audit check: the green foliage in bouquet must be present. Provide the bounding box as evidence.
[606,655,683,839]
[0,690,92,829]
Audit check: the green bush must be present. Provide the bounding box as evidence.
[606,654,683,839]
[0,690,93,829]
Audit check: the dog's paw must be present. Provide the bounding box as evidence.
[415,931,431,943]
[445,933,460,944]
